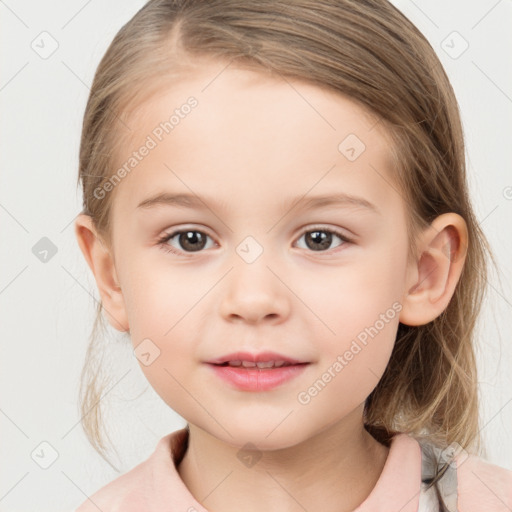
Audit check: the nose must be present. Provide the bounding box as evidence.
[218,258,290,325]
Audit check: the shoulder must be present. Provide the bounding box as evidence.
[74,457,151,512]
[74,433,175,512]
[456,452,512,511]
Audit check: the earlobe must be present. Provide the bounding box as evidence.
[74,214,129,332]
[399,213,468,326]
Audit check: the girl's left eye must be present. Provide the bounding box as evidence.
[157,226,353,256]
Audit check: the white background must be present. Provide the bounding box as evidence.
[0,1,511,510]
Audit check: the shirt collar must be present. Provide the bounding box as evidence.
[145,428,422,512]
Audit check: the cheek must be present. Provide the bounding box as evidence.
[118,254,191,336]
[123,269,203,414]
[298,289,400,416]
[301,249,406,339]
[297,245,405,394]
[120,261,204,366]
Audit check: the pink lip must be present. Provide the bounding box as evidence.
[205,351,310,391]
[205,351,305,365]
[206,364,309,391]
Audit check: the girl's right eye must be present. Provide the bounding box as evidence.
[157,229,216,256]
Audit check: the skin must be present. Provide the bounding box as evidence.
[75,60,468,512]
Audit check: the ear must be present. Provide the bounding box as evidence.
[74,214,129,332]
[399,213,468,326]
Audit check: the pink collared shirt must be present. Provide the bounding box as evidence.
[74,428,512,511]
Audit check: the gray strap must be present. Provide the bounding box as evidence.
[417,438,459,512]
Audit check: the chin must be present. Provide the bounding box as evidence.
[211,421,310,452]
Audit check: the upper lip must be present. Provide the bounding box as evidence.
[206,351,307,365]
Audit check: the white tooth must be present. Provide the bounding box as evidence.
[273,360,286,368]
[241,360,257,368]
[228,360,242,367]
[256,361,275,369]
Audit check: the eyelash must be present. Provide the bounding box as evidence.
[156,226,354,257]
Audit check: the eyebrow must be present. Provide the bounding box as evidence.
[136,191,380,215]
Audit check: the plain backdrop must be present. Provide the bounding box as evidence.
[0,1,511,511]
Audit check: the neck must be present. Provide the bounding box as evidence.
[177,407,389,512]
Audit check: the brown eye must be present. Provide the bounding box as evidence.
[158,229,214,255]
[296,228,352,253]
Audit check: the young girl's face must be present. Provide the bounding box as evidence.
[107,61,416,448]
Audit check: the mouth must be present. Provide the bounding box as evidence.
[206,358,310,392]
[211,360,308,369]
[204,351,311,391]
[205,351,310,369]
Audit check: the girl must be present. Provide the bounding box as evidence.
[73,0,511,510]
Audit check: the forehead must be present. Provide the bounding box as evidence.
[111,62,398,218]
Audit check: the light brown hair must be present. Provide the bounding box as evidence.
[76,0,498,481]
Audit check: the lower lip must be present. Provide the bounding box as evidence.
[206,363,309,391]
